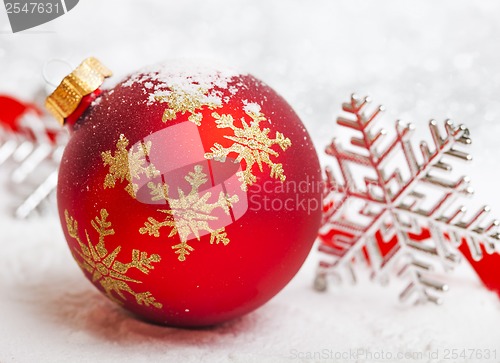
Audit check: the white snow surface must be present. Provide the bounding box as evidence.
[1,1,500,362]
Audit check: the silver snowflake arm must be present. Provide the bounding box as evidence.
[1,113,68,218]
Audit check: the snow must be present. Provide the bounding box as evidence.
[122,60,240,107]
[242,101,262,117]
[124,59,239,90]
[1,0,500,362]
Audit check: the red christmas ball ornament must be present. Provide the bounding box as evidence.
[46,58,322,327]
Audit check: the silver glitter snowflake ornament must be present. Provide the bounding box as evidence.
[315,94,500,304]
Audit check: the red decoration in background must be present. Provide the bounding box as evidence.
[0,94,67,220]
[0,95,41,132]
[0,95,59,143]
[460,243,500,297]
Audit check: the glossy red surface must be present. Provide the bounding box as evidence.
[57,69,322,327]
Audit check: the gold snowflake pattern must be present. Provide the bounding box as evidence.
[102,134,160,198]
[204,109,292,191]
[154,86,222,126]
[65,209,162,309]
[139,165,239,261]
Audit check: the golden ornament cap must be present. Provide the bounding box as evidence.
[45,57,112,125]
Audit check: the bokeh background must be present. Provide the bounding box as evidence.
[1,1,500,362]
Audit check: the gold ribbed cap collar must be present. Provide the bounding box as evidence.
[45,57,112,125]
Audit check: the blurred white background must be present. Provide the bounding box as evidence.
[1,1,500,362]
